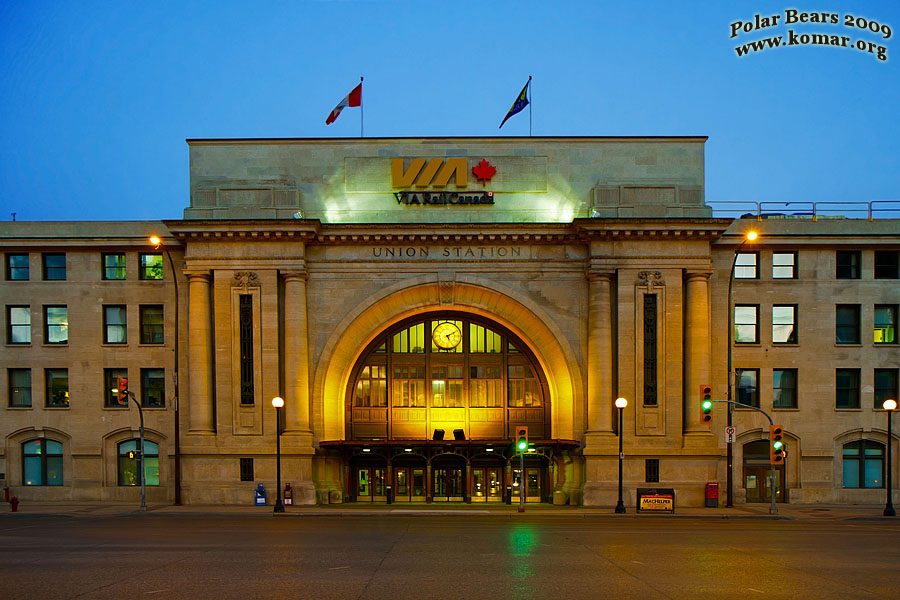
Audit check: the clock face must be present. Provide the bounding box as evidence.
[432,322,462,349]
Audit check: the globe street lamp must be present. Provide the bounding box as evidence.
[884,398,896,517]
[272,396,285,513]
[726,230,757,507]
[615,397,628,514]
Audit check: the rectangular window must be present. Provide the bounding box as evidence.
[392,365,426,407]
[139,253,163,280]
[875,369,899,410]
[105,368,128,407]
[874,250,899,279]
[469,323,502,353]
[835,368,861,409]
[836,251,860,279]
[240,458,254,482]
[353,365,387,407]
[431,365,464,408]
[734,305,759,344]
[239,294,254,405]
[470,365,503,408]
[734,252,758,279]
[772,252,796,279]
[102,253,126,280]
[44,306,68,344]
[736,368,759,408]
[103,305,127,344]
[139,305,164,344]
[874,305,897,344]
[7,305,31,344]
[773,369,797,409]
[6,253,29,280]
[45,368,68,407]
[507,365,541,407]
[836,305,861,344]
[645,459,660,483]
[8,368,32,407]
[643,294,658,406]
[772,305,797,344]
[42,253,66,280]
[141,368,165,408]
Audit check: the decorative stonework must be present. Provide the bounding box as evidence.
[438,274,456,305]
[232,271,260,290]
[637,270,665,290]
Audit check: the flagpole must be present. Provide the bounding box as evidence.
[528,75,532,137]
[360,76,364,138]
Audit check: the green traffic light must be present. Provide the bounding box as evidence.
[773,441,783,450]
[517,440,527,451]
[702,400,712,410]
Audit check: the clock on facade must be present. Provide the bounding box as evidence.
[432,322,462,349]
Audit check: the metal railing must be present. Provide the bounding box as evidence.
[706,200,900,221]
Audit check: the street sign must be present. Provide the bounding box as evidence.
[725,426,735,443]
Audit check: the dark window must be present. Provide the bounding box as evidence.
[141,368,165,408]
[874,305,897,344]
[240,458,254,482]
[44,306,68,344]
[736,368,759,408]
[42,253,66,280]
[239,294,254,405]
[643,294,658,406]
[773,369,797,409]
[772,305,797,344]
[102,253,126,280]
[139,305,164,344]
[836,251,860,279]
[734,305,759,344]
[6,253,29,280]
[874,251,899,279]
[105,368,128,408]
[139,253,163,280]
[835,368,861,409]
[875,369,899,410]
[22,439,63,486]
[7,305,31,344]
[734,252,758,279]
[772,252,796,279]
[117,440,159,486]
[45,368,68,407]
[836,305,861,344]
[103,305,127,344]
[842,440,884,488]
[645,459,660,483]
[8,368,32,407]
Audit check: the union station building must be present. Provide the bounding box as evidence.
[1,137,898,507]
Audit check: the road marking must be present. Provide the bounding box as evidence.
[747,588,764,593]
[144,591,170,595]
[631,560,645,565]
[329,566,350,571]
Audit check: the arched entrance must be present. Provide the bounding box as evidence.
[743,440,786,503]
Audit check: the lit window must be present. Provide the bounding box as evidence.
[772,252,796,278]
[772,305,796,344]
[842,440,884,488]
[431,365,463,407]
[117,440,159,486]
[23,439,63,486]
[7,305,31,344]
[736,368,759,408]
[353,365,387,407]
[44,306,68,344]
[392,365,426,407]
[836,305,860,344]
[470,365,503,407]
[836,251,860,279]
[8,368,32,407]
[875,369,898,410]
[874,305,897,344]
[734,305,759,343]
[139,305,164,344]
[42,253,66,280]
[773,369,797,409]
[103,305,127,344]
[45,369,68,407]
[392,323,425,353]
[139,253,163,280]
[835,368,860,409]
[508,364,542,408]
[734,252,758,279]
[6,253,29,280]
[102,253,126,280]
[469,323,502,353]
[141,368,165,408]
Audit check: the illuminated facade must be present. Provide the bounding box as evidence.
[1,137,897,507]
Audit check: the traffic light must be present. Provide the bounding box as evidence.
[116,376,129,404]
[515,426,528,453]
[769,425,785,465]
[699,384,713,425]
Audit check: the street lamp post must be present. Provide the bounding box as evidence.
[615,397,627,514]
[272,397,285,513]
[884,398,896,517]
[726,230,757,508]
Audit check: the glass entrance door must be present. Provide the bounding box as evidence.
[512,467,542,502]
[744,466,785,503]
[472,467,503,502]
[393,467,426,502]
[433,468,464,501]
[355,467,386,502]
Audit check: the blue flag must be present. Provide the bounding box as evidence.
[499,77,530,129]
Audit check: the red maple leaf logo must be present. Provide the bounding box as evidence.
[472,159,496,186]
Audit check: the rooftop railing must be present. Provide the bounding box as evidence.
[707,200,900,221]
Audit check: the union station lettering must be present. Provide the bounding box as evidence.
[372,246,524,258]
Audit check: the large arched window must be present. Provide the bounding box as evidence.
[842,440,884,488]
[347,313,548,440]
[117,440,160,486]
[22,439,63,486]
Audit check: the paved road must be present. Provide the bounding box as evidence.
[1,516,898,599]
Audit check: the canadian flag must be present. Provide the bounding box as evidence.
[325,83,362,125]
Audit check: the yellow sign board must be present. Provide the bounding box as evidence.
[391,158,468,189]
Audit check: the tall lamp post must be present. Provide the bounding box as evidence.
[272,397,285,513]
[884,398,896,517]
[615,397,627,514]
[726,230,757,508]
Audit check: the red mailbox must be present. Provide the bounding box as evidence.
[705,482,719,508]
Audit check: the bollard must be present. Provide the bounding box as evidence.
[3,487,8,502]
[386,484,392,504]
[10,497,19,512]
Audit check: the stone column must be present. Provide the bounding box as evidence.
[587,269,616,433]
[684,270,712,434]
[187,270,214,433]
[282,271,311,433]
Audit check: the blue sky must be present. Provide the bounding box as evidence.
[1,0,898,221]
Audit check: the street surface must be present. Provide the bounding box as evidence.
[1,515,898,599]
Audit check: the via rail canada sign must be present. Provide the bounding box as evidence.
[391,158,497,207]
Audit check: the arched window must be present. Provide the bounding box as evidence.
[22,439,63,486]
[117,440,160,486]
[842,440,884,488]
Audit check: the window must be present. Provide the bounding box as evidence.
[8,368,32,407]
[392,365,426,407]
[836,251,860,279]
[7,305,31,344]
[874,305,897,344]
[643,294,658,406]
[772,252,796,278]
[392,323,425,353]
[239,294,254,405]
[105,368,128,407]
[103,305,127,344]
[874,250,899,279]
[240,458,254,482]
[772,369,797,409]
[139,305,164,344]
[645,459,660,483]
[6,253,29,280]
[102,253,126,280]
[835,368,860,409]
[139,253,163,280]
[42,253,66,280]
[734,305,759,343]
[353,365,387,407]
[772,305,797,344]
[431,365,464,408]
[45,368,68,407]
[842,440,884,488]
[117,440,159,486]
[875,369,898,410]
[23,439,63,486]
[44,306,68,344]
[835,305,860,344]
[736,368,759,408]
[469,323,503,353]
[734,252,758,279]
[508,365,542,407]
[471,365,503,408]
[141,368,165,408]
